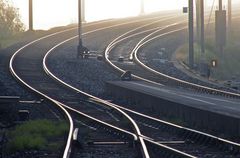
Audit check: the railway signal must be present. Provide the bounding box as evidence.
[29,0,33,31]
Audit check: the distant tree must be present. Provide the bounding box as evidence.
[0,0,24,38]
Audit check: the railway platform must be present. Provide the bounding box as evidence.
[107,81,240,138]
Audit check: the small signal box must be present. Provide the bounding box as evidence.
[183,7,188,13]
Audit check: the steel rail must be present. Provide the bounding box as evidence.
[42,15,185,158]
[43,18,198,158]
[126,20,240,154]
[9,31,135,158]
[133,27,240,98]
[104,23,189,87]
[144,139,196,158]
[11,12,239,158]
[103,16,240,155]
[116,100,240,153]
[9,15,171,158]
[105,13,240,98]
[43,37,150,158]
[57,102,138,141]
[9,29,77,158]
[9,19,125,157]
[43,39,196,158]
[132,16,240,99]
[59,100,195,158]
[8,21,125,158]
[105,15,183,73]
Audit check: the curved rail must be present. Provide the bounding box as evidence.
[59,100,196,158]
[132,15,240,98]
[43,37,150,158]
[10,33,140,156]
[103,16,240,155]
[43,37,197,158]
[9,28,78,158]
[104,21,187,87]
[42,19,198,158]
[9,15,179,158]
[133,27,240,98]
[8,19,138,158]
[42,15,185,158]
[106,13,240,98]
[115,101,240,154]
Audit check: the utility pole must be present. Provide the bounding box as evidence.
[228,0,232,35]
[200,0,205,54]
[199,0,208,77]
[196,0,201,44]
[219,0,222,11]
[77,0,83,58]
[82,0,86,22]
[188,0,194,68]
[29,0,33,31]
[140,0,144,15]
[215,0,226,54]
[77,0,89,59]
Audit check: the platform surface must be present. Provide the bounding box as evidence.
[107,81,240,118]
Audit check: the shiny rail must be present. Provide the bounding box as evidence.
[133,17,240,98]
[43,16,197,157]
[9,15,175,158]
[103,16,240,156]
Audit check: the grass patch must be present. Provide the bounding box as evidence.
[6,119,68,153]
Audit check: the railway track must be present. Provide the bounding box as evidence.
[9,13,192,158]
[42,13,240,157]
[9,18,163,158]
[103,14,240,157]
[106,13,240,98]
[41,14,202,157]
[9,11,240,157]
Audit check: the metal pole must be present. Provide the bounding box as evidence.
[189,0,194,68]
[196,0,201,44]
[219,0,222,11]
[82,0,86,22]
[29,0,33,31]
[200,0,205,54]
[228,0,232,33]
[78,0,83,50]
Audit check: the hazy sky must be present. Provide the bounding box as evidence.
[10,0,230,30]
